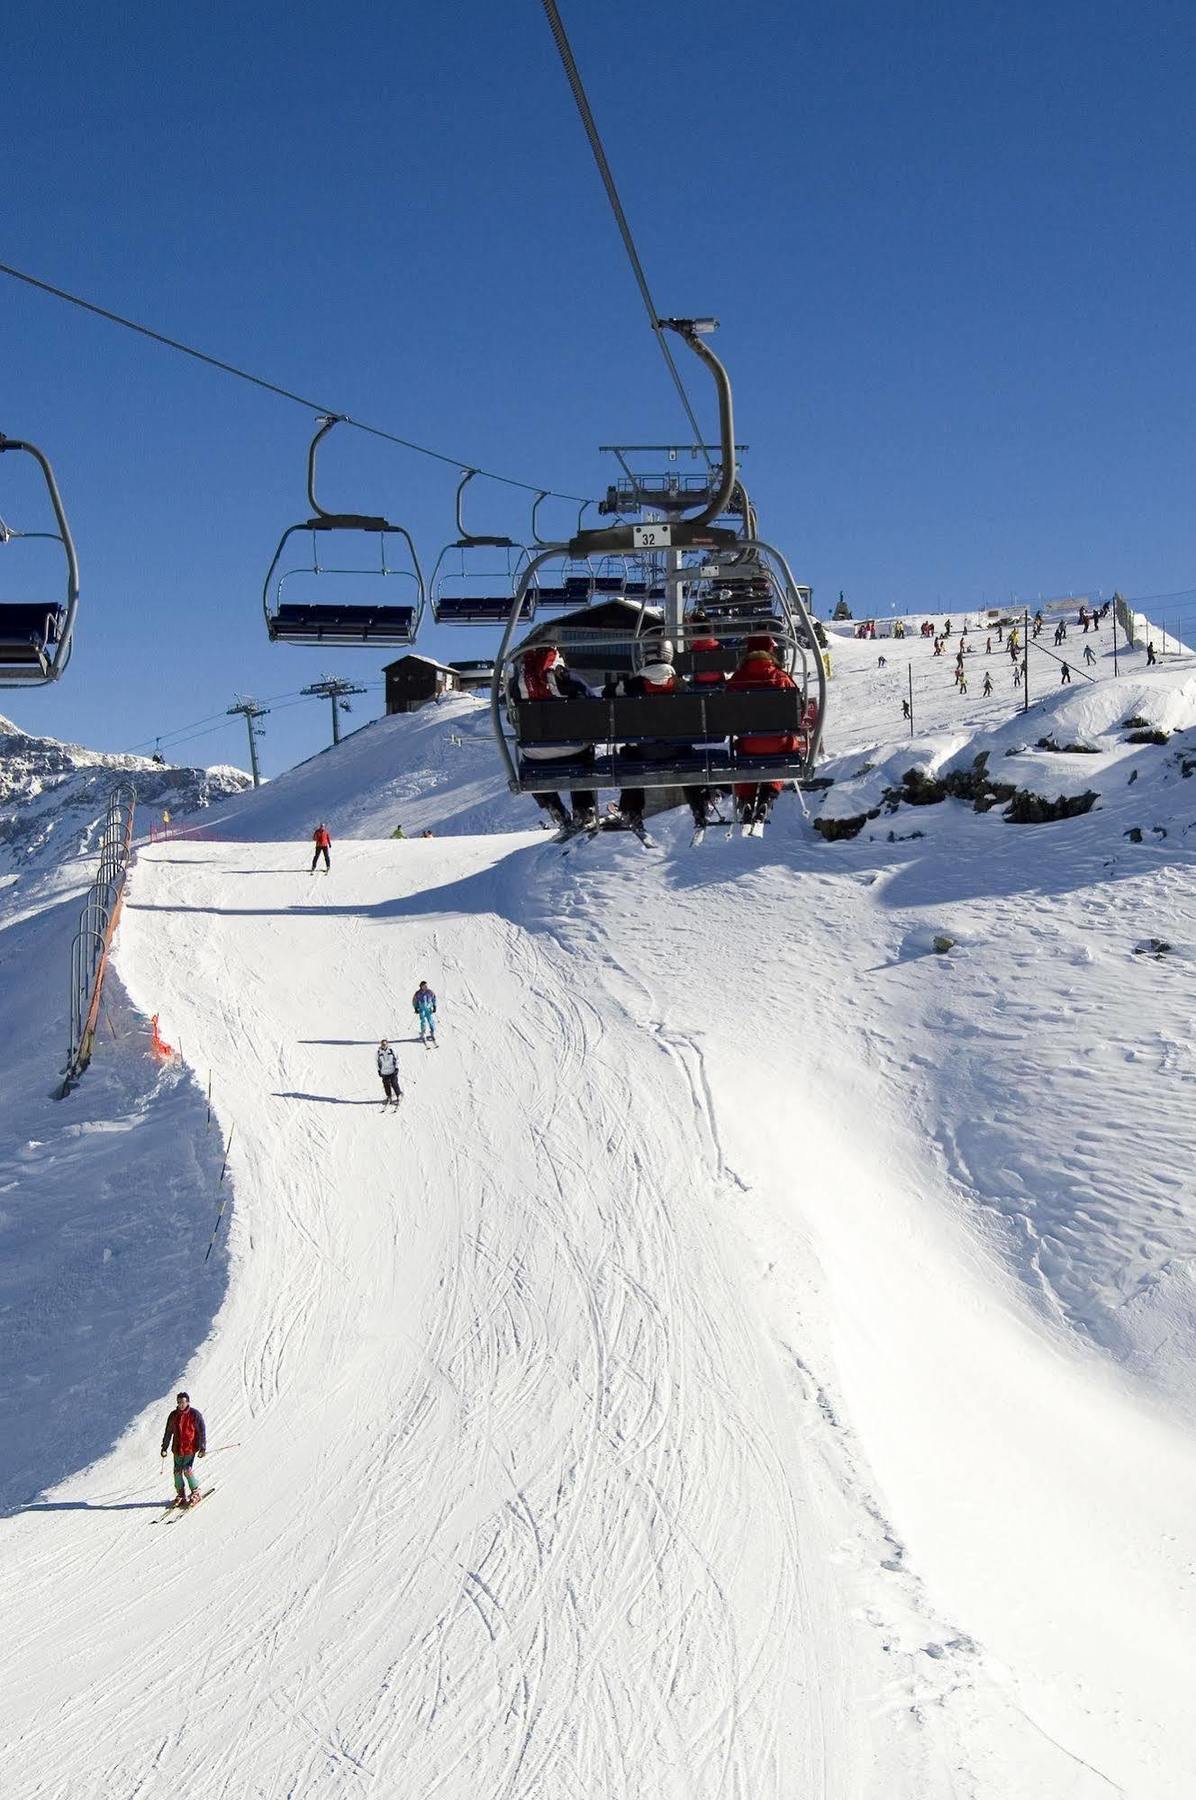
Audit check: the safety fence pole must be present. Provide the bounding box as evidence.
[61,784,137,1094]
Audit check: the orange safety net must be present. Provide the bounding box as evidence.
[150,1014,176,1060]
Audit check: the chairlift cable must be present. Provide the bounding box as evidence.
[0,258,590,503]
[538,0,713,467]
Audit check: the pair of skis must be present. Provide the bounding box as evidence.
[152,1487,215,1523]
[557,816,653,853]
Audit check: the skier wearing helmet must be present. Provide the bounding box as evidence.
[603,641,695,832]
[513,645,598,832]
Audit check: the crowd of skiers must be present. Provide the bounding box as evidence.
[514,631,817,833]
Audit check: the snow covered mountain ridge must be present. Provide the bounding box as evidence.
[0,710,249,873]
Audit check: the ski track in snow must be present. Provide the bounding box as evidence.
[0,839,841,1798]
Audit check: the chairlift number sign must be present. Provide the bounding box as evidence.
[632,524,672,549]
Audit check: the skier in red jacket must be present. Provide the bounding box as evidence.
[311,823,331,873]
[727,635,801,827]
[160,1391,207,1509]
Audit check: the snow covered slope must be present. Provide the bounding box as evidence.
[0,721,250,1513]
[3,656,1196,1796]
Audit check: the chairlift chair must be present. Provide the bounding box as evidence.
[489,320,826,798]
[429,470,536,626]
[263,417,425,646]
[0,433,80,686]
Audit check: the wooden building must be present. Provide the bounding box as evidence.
[383,654,461,715]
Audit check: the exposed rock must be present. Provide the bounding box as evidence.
[1125,728,1169,745]
[1133,938,1173,958]
[813,809,879,842]
[1035,736,1099,754]
[1004,789,1098,825]
[932,935,956,955]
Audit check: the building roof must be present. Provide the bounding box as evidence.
[380,654,460,676]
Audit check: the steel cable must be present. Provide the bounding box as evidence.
[0,258,590,503]
[539,0,712,465]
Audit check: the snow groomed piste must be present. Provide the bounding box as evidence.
[4,635,1196,1795]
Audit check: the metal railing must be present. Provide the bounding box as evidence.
[62,784,137,1093]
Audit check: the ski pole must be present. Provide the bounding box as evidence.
[204,1443,241,1454]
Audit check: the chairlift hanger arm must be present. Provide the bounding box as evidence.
[304,415,393,530]
[455,468,517,549]
[530,490,552,547]
[655,321,736,528]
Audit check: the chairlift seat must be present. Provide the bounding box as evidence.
[516,740,807,793]
[434,593,535,625]
[0,603,64,673]
[270,602,417,645]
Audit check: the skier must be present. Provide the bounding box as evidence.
[901,698,911,720]
[160,1391,206,1509]
[311,823,331,873]
[1147,641,1158,666]
[1060,661,1072,684]
[1083,644,1097,667]
[376,1039,402,1106]
[412,981,437,1043]
[982,672,993,696]
[512,645,597,833]
[1054,622,1067,647]
[959,672,969,695]
[726,635,800,828]
[605,644,707,835]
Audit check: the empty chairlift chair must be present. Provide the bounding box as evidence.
[429,470,535,626]
[263,417,425,647]
[0,432,80,686]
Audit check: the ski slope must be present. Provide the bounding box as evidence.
[4,647,1196,1795]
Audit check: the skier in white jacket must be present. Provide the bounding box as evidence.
[376,1040,402,1106]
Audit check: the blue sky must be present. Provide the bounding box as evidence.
[3,0,1194,775]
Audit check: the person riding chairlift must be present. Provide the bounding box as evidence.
[682,632,732,825]
[604,641,709,833]
[726,633,801,827]
[514,644,597,831]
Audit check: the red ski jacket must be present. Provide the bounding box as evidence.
[161,1407,206,1457]
[727,652,800,755]
[312,827,331,848]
